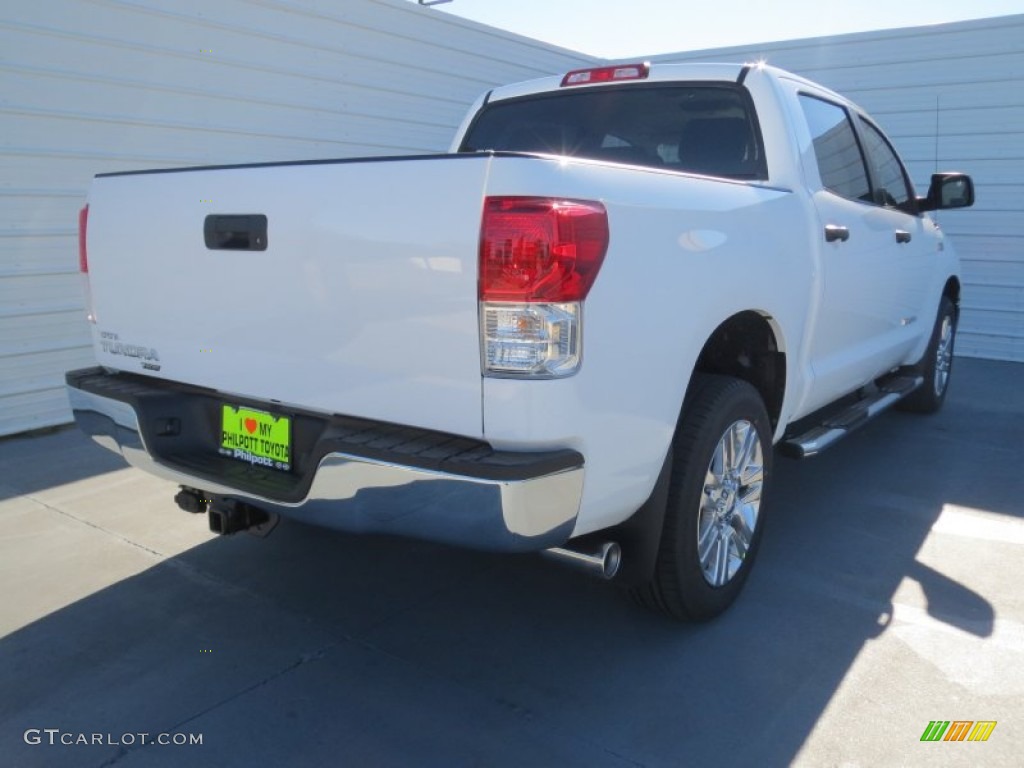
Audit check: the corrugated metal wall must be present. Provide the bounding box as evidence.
[0,0,590,436]
[646,15,1024,363]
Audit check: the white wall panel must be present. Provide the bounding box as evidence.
[3,3,1019,437]
[646,14,1024,363]
[0,0,589,436]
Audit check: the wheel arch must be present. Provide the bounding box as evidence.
[943,275,961,314]
[687,310,787,431]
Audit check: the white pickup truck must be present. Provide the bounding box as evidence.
[67,62,973,620]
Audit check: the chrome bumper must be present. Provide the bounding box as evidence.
[66,383,582,552]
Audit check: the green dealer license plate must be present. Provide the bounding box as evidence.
[219,404,291,471]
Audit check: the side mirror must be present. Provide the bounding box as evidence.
[919,173,975,212]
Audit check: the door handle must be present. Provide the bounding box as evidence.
[824,224,850,243]
[895,230,912,244]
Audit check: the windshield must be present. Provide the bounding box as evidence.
[460,84,766,180]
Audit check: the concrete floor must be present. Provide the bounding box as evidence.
[1,358,1021,767]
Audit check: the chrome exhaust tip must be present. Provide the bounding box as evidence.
[542,541,622,580]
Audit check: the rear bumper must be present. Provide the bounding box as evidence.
[65,367,582,552]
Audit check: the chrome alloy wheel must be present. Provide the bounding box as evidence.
[934,314,954,397]
[697,419,764,587]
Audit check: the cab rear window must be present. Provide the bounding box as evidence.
[460,84,767,180]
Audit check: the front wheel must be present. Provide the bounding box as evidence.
[631,375,773,621]
[898,295,957,414]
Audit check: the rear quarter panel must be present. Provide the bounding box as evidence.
[480,156,809,535]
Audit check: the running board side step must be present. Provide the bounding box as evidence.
[780,375,923,458]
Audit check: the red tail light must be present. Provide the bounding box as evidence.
[78,204,89,273]
[479,197,608,302]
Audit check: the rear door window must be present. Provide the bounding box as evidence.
[798,94,871,202]
[460,85,767,180]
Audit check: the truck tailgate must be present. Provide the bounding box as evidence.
[86,155,490,438]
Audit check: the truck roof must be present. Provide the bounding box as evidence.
[486,62,853,113]
[488,62,749,103]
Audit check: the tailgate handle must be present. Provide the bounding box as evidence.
[204,214,268,251]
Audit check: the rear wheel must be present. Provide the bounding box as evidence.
[898,295,957,414]
[631,375,772,621]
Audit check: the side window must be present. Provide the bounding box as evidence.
[857,117,913,210]
[798,95,871,202]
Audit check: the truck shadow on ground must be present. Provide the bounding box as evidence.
[1,360,1017,767]
[0,426,127,502]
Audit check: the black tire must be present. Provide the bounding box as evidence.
[630,375,773,621]
[897,295,957,414]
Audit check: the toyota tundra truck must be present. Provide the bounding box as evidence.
[66,62,974,620]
